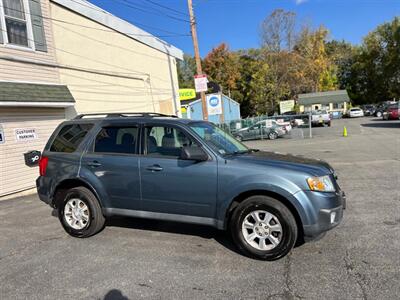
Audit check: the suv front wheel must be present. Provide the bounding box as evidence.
[230,195,298,260]
[58,187,105,238]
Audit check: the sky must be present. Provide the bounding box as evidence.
[88,0,400,57]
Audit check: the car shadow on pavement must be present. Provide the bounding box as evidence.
[103,289,129,300]
[361,121,400,128]
[105,216,242,256]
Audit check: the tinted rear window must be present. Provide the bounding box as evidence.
[50,124,93,153]
[94,127,138,154]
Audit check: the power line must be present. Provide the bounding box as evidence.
[112,0,190,23]
[0,26,186,81]
[0,30,148,77]
[52,22,181,63]
[0,5,189,38]
[140,0,189,17]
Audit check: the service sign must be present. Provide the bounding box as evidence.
[194,74,208,92]
[279,100,295,114]
[15,128,38,142]
[207,94,223,115]
[179,89,196,101]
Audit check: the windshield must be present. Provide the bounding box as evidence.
[189,122,249,155]
[312,110,327,115]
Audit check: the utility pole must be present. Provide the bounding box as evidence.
[187,0,208,120]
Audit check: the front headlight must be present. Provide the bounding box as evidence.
[307,175,335,192]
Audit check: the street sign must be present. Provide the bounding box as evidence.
[207,94,222,115]
[179,89,196,101]
[194,74,208,92]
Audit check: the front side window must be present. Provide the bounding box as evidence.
[94,127,138,155]
[189,122,248,155]
[50,124,93,153]
[145,125,199,158]
[1,0,30,47]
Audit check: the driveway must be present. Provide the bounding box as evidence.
[1,117,399,299]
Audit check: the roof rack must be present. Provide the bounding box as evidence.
[74,112,179,119]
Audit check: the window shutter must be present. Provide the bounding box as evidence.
[28,0,47,52]
[0,19,3,44]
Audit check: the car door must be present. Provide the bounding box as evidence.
[139,123,217,219]
[81,123,141,210]
[246,124,260,140]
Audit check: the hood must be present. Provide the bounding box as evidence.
[232,151,333,176]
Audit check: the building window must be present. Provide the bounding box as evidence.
[0,0,33,48]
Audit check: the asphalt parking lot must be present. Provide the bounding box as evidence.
[1,117,399,300]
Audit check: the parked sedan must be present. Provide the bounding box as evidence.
[348,108,364,118]
[264,119,292,133]
[234,122,285,141]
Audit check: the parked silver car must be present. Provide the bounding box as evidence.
[234,121,285,141]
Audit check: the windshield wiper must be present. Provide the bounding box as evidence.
[227,149,259,155]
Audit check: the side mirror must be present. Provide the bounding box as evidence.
[180,146,208,161]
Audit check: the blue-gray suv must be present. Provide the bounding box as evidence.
[36,113,345,260]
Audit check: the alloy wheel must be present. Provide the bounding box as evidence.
[64,198,90,230]
[241,210,283,251]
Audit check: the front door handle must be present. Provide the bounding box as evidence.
[87,161,102,167]
[146,164,163,172]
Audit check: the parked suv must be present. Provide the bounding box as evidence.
[37,113,345,260]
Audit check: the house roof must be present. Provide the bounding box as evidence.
[51,0,184,60]
[298,90,350,105]
[0,82,75,103]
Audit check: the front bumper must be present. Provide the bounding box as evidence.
[299,190,346,241]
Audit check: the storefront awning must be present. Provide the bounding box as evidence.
[0,81,75,107]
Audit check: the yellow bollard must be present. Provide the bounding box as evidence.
[343,126,347,137]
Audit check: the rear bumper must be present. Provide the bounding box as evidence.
[297,190,346,241]
[36,176,52,206]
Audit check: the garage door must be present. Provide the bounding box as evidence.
[0,108,65,197]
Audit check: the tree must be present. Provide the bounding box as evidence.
[347,17,400,104]
[325,40,355,90]
[294,25,337,92]
[260,9,297,52]
[203,43,240,94]
[177,54,196,88]
[249,62,277,115]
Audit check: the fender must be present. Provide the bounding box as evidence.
[216,174,315,228]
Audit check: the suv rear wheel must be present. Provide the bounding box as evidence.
[58,187,105,238]
[230,195,298,260]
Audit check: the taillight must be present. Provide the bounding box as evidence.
[39,156,49,176]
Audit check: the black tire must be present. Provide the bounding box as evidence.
[327,121,331,127]
[230,195,298,261]
[268,131,278,140]
[236,135,243,142]
[58,187,105,238]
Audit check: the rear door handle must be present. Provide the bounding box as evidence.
[146,164,163,172]
[87,161,102,167]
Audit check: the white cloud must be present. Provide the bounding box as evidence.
[295,0,308,4]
